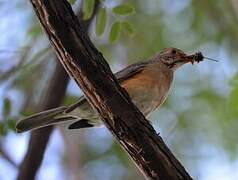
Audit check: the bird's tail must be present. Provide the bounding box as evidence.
[16,106,77,133]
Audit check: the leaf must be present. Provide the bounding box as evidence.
[96,8,107,36]
[7,118,17,131]
[112,4,135,16]
[0,122,7,136]
[230,73,238,87]
[3,98,11,117]
[83,0,95,20]
[109,21,121,43]
[63,95,79,106]
[228,75,238,117]
[20,109,34,117]
[68,0,76,4]
[122,21,134,36]
[28,24,41,38]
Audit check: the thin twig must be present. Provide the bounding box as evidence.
[0,145,18,168]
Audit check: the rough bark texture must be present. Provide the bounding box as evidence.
[29,0,192,179]
[17,2,98,180]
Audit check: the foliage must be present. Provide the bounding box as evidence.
[1,0,238,179]
[82,0,95,20]
[112,3,135,15]
[109,21,121,43]
[83,0,135,43]
[96,7,107,36]
[228,73,238,117]
[68,0,76,5]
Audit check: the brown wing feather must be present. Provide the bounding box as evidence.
[65,62,148,113]
[115,62,148,82]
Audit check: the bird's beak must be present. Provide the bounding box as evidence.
[182,52,204,64]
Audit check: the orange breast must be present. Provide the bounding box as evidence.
[121,73,157,91]
[120,72,163,117]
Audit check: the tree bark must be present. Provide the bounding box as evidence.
[17,2,98,180]
[17,62,69,180]
[29,0,192,179]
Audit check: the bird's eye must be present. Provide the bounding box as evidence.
[171,49,176,54]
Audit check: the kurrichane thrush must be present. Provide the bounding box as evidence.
[16,47,207,132]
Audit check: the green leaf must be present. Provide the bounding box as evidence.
[230,73,238,87]
[63,95,79,106]
[122,21,134,36]
[3,98,11,117]
[83,0,95,20]
[0,122,7,136]
[112,4,135,16]
[96,8,107,36]
[68,0,76,4]
[109,21,121,43]
[28,24,41,38]
[228,74,238,117]
[7,118,16,131]
[20,109,34,117]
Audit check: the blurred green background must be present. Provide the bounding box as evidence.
[0,0,238,179]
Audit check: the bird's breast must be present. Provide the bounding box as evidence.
[121,70,172,117]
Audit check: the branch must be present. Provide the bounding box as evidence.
[17,2,98,180]
[29,0,192,179]
[0,40,35,83]
[0,145,18,168]
[17,61,69,180]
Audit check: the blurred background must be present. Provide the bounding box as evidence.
[0,0,238,179]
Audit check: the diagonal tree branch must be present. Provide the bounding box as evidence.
[17,2,98,180]
[29,0,192,179]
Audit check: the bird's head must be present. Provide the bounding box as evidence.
[156,47,204,71]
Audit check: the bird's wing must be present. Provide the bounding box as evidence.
[115,62,148,82]
[65,62,148,113]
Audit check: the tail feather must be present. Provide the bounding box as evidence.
[16,106,76,133]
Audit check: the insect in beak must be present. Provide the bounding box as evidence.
[186,51,219,65]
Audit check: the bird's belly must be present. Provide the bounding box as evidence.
[127,86,164,117]
[121,76,168,117]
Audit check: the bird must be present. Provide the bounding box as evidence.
[16,47,206,133]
